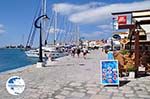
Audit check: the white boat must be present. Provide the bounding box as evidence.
[25,49,39,58]
[25,46,68,58]
[42,46,65,58]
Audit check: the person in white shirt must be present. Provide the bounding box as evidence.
[82,47,88,59]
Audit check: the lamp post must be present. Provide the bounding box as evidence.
[34,15,48,67]
[111,38,113,51]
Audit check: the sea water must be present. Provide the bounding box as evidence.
[0,48,38,73]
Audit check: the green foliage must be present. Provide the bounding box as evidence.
[128,66,136,72]
[120,50,129,55]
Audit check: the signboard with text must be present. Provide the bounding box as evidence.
[118,16,127,25]
[100,60,119,85]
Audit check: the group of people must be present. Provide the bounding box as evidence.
[71,47,88,59]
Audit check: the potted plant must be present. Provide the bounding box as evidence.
[128,66,136,78]
[120,50,129,55]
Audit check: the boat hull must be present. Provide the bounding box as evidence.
[25,50,68,59]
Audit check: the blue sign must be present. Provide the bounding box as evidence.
[100,60,119,85]
[112,34,121,40]
[107,51,114,60]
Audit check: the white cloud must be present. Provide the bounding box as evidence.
[0,30,5,33]
[48,27,65,34]
[69,1,150,24]
[52,2,105,15]
[82,31,104,39]
[0,24,4,28]
[97,24,113,30]
[0,24,5,33]
[52,1,150,39]
[97,24,113,33]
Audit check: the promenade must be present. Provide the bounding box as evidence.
[0,49,150,99]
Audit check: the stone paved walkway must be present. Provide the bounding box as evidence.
[0,49,150,99]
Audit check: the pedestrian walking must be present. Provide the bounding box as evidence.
[44,54,48,61]
[76,48,81,58]
[83,47,88,59]
[48,53,54,61]
[71,47,75,57]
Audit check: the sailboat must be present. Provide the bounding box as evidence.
[25,0,69,59]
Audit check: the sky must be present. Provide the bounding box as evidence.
[0,0,150,47]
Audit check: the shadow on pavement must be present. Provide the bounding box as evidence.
[104,80,130,87]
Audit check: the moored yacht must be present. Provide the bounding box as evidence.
[25,45,68,58]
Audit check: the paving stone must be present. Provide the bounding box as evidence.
[65,97,81,99]
[66,97,80,99]
[113,92,124,97]
[87,81,96,84]
[125,93,136,97]
[100,88,107,92]
[71,92,85,97]
[138,78,150,82]
[138,94,150,98]
[87,90,97,94]
[87,88,100,92]
[112,96,126,99]
[76,86,84,89]
[64,87,74,91]
[70,82,82,87]
[121,90,134,94]
[146,86,150,89]
[42,89,52,93]
[39,93,49,99]
[53,86,61,91]
[86,84,98,87]
[55,95,65,99]
[147,90,150,93]
[119,86,132,91]
[139,84,146,87]
[146,86,150,92]
[60,90,70,95]
[25,93,40,98]
[107,88,119,93]
[86,87,95,90]
[90,95,110,99]
[134,87,146,91]
[98,86,104,89]
[78,89,87,92]
[129,98,143,99]
[136,91,149,95]
[26,88,38,93]
[26,96,39,99]
[48,93,53,97]
[98,91,113,96]
[105,87,118,90]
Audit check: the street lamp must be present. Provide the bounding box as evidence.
[34,15,49,67]
[111,38,113,51]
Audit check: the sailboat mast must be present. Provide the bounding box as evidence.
[54,11,57,45]
[22,34,25,46]
[41,0,47,45]
[75,24,80,46]
[77,25,80,46]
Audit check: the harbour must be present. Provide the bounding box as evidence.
[0,48,38,73]
[0,0,150,99]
